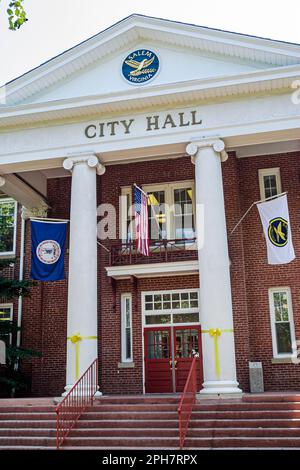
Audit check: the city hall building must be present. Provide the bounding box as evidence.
[1,14,300,397]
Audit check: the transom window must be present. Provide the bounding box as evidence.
[258,168,282,200]
[268,287,295,357]
[0,198,17,255]
[143,290,199,326]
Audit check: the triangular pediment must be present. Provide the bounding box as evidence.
[19,41,274,105]
[3,14,300,113]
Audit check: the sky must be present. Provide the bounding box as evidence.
[0,0,300,86]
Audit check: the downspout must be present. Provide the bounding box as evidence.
[16,208,26,347]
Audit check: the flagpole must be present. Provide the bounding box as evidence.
[229,191,287,237]
[133,183,148,197]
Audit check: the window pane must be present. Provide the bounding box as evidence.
[264,175,277,199]
[145,314,171,325]
[145,295,152,302]
[148,191,166,240]
[0,201,15,253]
[0,307,11,321]
[173,312,199,323]
[146,330,170,359]
[174,188,195,240]
[276,323,292,354]
[125,328,131,360]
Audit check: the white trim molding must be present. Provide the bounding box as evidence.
[106,259,199,279]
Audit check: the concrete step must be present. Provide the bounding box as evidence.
[0,412,56,421]
[188,427,300,438]
[191,410,300,419]
[242,394,300,403]
[80,411,178,420]
[185,436,300,448]
[63,436,180,447]
[78,419,179,428]
[0,436,56,447]
[0,420,56,428]
[70,427,179,437]
[94,396,180,405]
[190,418,300,428]
[0,428,56,437]
[195,402,300,411]
[0,406,56,413]
[85,404,178,412]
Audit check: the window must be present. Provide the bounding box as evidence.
[144,181,195,241]
[143,290,199,326]
[268,287,295,357]
[121,294,133,362]
[0,198,17,255]
[259,168,282,200]
[120,181,195,243]
[0,304,13,345]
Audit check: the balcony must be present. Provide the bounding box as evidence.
[106,238,198,279]
[109,238,197,266]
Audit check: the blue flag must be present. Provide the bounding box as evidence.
[30,220,68,281]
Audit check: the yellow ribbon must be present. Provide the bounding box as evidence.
[67,333,97,379]
[202,328,234,378]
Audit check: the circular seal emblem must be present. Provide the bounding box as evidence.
[268,217,288,247]
[36,240,61,264]
[122,49,159,85]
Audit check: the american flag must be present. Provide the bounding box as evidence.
[134,185,149,256]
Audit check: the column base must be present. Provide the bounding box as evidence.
[199,380,242,398]
[61,384,102,397]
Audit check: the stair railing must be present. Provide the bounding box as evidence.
[177,356,198,449]
[55,358,98,449]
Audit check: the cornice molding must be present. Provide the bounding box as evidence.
[0,65,299,130]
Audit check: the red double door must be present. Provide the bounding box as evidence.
[144,326,203,393]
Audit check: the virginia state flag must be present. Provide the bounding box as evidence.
[257,194,295,265]
[30,220,68,281]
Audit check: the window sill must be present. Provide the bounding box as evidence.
[0,253,15,259]
[271,357,296,364]
[118,362,135,369]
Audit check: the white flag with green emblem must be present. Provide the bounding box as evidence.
[257,194,295,265]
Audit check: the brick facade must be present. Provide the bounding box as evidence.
[16,151,300,396]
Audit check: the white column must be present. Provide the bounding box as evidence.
[62,153,105,395]
[186,138,242,396]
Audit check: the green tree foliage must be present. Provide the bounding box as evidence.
[0,201,40,397]
[3,0,28,30]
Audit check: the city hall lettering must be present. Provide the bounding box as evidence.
[84,110,203,139]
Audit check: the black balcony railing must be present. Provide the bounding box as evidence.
[109,238,198,266]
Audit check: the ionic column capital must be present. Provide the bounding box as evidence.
[21,204,49,220]
[63,152,106,175]
[186,138,228,163]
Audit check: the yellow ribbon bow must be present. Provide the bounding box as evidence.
[202,328,234,378]
[67,333,97,379]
